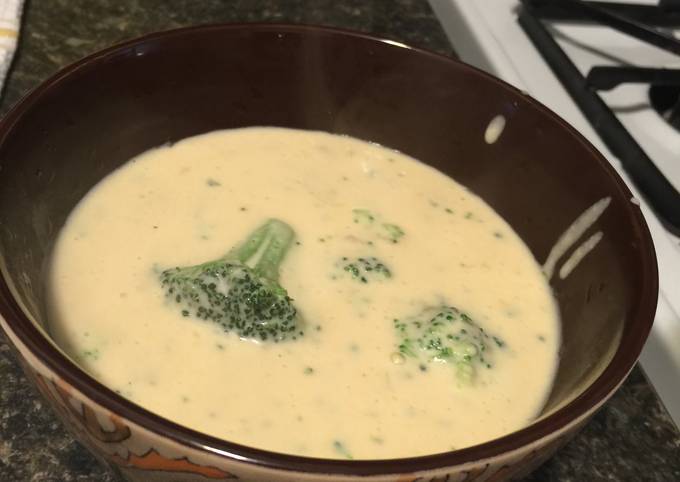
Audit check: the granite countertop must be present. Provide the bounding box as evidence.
[0,1,678,481]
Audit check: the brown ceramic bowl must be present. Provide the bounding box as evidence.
[0,24,657,481]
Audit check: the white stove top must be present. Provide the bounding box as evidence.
[431,0,680,425]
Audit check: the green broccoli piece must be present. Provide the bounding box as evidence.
[380,223,404,244]
[351,208,405,244]
[333,440,353,459]
[393,306,505,384]
[159,219,302,342]
[352,208,376,225]
[335,256,392,283]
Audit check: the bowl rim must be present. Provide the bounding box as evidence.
[0,22,658,475]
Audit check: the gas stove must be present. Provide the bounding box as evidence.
[431,0,680,426]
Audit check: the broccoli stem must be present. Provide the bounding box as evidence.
[253,220,295,281]
[225,221,273,263]
[222,219,294,281]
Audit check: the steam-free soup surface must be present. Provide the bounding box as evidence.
[48,127,559,459]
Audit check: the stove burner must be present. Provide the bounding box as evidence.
[519,0,680,231]
[649,84,680,132]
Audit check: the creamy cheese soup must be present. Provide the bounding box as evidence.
[47,127,559,460]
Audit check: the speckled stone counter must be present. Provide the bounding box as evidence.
[0,1,678,481]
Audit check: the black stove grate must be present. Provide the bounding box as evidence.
[518,0,680,232]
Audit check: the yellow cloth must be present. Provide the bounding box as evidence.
[0,0,22,91]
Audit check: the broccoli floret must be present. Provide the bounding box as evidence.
[159,219,302,342]
[393,306,505,384]
[351,208,405,244]
[334,256,392,283]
